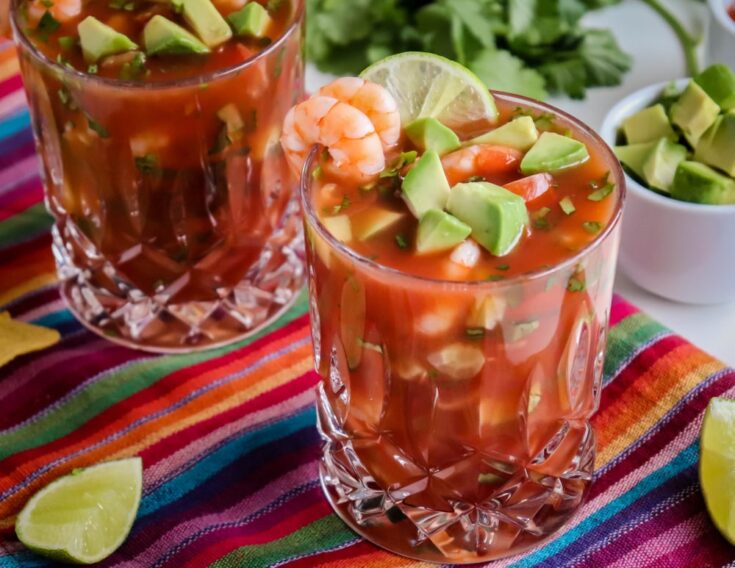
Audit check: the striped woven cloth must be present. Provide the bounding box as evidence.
[1,43,735,567]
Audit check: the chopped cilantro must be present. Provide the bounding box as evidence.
[36,10,61,42]
[311,165,323,180]
[466,328,485,339]
[567,277,586,292]
[582,221,602,234]
[380,151,417,179]
[87,64,98,74]
[57,87,70,107]
[487,274,506,282]
[267,0,284,10]
[395,233,408,249]
[87,118,109,138]
[496,264,510,271]
[588,180,615,202]
[332,195,350,214]
[134,154,159,174]
[466,175,487,183]
[533,207,552,230]
[120,52,147,80]
[559,197,576,215]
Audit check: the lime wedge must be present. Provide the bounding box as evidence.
[16,458,143,564]
[700,397,735,543]
[361,52,499,130]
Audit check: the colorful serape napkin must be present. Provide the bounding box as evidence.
[1,43,735,567]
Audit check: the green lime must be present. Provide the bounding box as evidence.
[361,52,499,130]
[16,458,143,564]
[700,397,735,543]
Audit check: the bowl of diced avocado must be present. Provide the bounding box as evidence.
[601,64,735,305]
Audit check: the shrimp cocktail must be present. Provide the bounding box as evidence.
[11,0,304,351]
[284,53,625,563]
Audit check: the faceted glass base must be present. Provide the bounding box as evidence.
[318,400,594,564]
[53,201,306,353]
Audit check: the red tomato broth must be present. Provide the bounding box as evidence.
[306,93,624,561]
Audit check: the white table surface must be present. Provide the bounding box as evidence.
[305,0,735,366]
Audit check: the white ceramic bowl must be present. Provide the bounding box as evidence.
[708,0,735,68]
[600,79,735,305]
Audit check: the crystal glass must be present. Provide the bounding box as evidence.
[301,93,625,563]
[11,0,305,352]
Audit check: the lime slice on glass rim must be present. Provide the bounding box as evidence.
[700,397,735,543]
[16,457,143,564]
[361,51,499,130]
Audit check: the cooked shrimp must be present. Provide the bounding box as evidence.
[27,0,81,25]
[441,144,523,186]
[280,95,385,182]
[318,77,401,151]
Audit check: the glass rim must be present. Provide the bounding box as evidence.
[300,90,627,289]
[10,0,304,90]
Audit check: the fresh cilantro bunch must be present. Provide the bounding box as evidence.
[306,0,632,100]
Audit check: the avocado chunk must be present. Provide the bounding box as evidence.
[401,151,451,219]
[181,0,232,48]
[622,104,676,144]
[469,116,539,151]
[447,182,529,256]
[321,215,352,243]
[694,64,735,112]
[670,82,721,146]
[405,118,461,156]
[641,138,688,193]
[143,16,209,56]
[614,141,657,180]
[227,2,272,38]
[671,161,735,204]
[695,112,735,177]
[352,207,404,241]
[521,132,589,175]
[77,16,138,63]
[416,209,472,254]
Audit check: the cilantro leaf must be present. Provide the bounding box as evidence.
[579,29,633,87]
[470,49,548,101]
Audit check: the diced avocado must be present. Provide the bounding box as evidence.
[401,151,451,219]
[614,141,657,180]
[447,182,529,257]
[352,207,404,241]
[694,64,735,111]
[520,132,589,174]
[143,16,210,55]
[416,209,472,254]
[77,16,138,63]
[404,118,461,156]
[321,215,352,243]
[671,161,735,204]
[622,104,676,144]
[227,3,273,38]
[181,0,232,48]
[641,138,688,193]
[695,112,735,177]
[670,82,721,146]
[468,116,539,151]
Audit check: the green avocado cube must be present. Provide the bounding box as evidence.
[181,0,232,48]
[405,118,461,156]
[670,82,721,146]
[416,209,472,254]
[77,16,138,63]
[614,141,657,180]
[447,182,529,257]
[227,2,272,38]
[352,207,404,241]
[521,132,589,175]
[694,64,735,112]
[468,116,539,151]
[671,161,735,204]
[641,138,688,193]
[401,151,451,219]
[695,112,735,177]
[622,104,676,144]
[143,15,209,55]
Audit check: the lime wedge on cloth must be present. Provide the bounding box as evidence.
[361,51,498,130]
[701,397,735,543]
[16,458,143,564]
